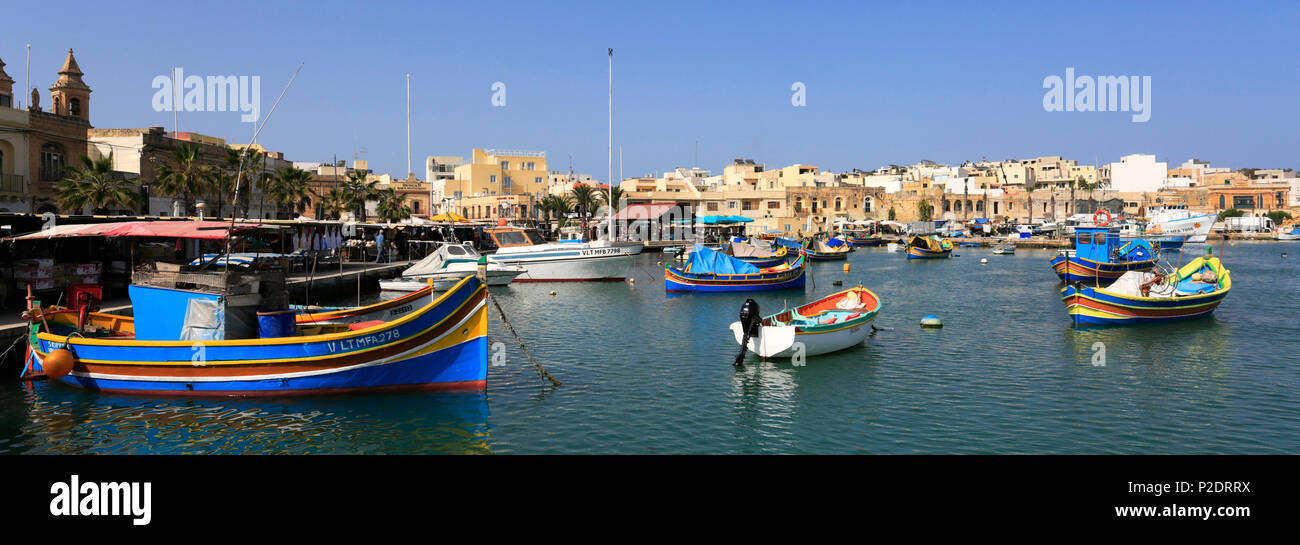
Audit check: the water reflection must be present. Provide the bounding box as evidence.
[0,383,491,455]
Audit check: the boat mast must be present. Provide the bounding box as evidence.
[607,48,614,243]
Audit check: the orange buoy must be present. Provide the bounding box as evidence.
[43,348,76,379]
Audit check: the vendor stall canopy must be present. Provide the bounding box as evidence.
[3,221,281,241]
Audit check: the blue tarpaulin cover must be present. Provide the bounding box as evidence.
[972,218,989,224]
[824,238,845,247]
[686,244,759,274]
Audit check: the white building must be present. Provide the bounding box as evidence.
[1106,154,1167,193]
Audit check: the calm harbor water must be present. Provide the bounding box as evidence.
[2,241,1297,454]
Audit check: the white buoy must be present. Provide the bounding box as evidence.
[920,315,943,328]
[549,290,557,296]
[980,258,988,264]
[628,278,635,284]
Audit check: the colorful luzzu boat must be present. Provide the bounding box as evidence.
[23,274,488,396]
[905,235,953,259]
[665,245,805,293]
[801,238,851,261]
[1049,226,1159,283]
[845,233,885,247]
[726,242,789,268]
[1061,252,1230,326]
[729,285,882,358]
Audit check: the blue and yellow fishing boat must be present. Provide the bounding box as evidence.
[845,233,885,247]
[1061,252,1230,326]
[801,238,851,261]
[1049,226,1159,283]
[665,245,805,293]
[22,273,489,396]
[904,235,953,259]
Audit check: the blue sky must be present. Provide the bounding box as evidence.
[4,0,1297,179]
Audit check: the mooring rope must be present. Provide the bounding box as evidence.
[486,291,562,388]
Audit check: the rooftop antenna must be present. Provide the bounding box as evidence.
[223,62,305,266]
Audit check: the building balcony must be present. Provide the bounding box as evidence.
[39,167,64,182]
[0,173,25,194]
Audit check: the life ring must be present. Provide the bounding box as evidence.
[1093,210,1112,226]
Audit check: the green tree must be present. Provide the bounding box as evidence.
[340,169,378,221]
[888,206,896,221]
[54,153,141,214]
[375,187,411,223]
[267,166,314,217]
[1265,210,1292,225]
[313,187,351,220]
[539,194,573,235]
[570,184,600,231]
[917,200,932,221]
[1217,208,1246,221]
[152,143,208,216]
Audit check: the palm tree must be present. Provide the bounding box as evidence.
[340,169,377,221]
[54,153,141,214]
[539,194,573,235]
[375,187,411,223]
[570,184,600,231]
[313,187,351,220]
[152,143,206,216]
[598,186,626,208]
[268,166,314,218]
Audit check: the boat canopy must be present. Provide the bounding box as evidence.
[4,220,274,241]
[686,244,759,274]
[730,242,779,258]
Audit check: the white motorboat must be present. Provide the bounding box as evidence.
[379,242,525,292]
[485,227,632,282]
[1146,205,1214,243]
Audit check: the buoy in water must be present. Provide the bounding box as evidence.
[628,278,635,284]
[832,280,843,286]
[843,263,851,273]
[549,290,557,296]
[43,348,76,379]
[980,258,988,264]
[920,315,943,328]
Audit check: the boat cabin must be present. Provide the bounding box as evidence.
[1073,226,1155,263]
[484,227,547,250]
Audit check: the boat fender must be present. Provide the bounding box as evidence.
[43,347,77,379]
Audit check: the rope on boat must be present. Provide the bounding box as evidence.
[3,336,25,378]
[485,290,562,388]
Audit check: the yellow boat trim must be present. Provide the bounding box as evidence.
[35,277,483,348]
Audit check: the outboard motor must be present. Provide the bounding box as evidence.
[733,299,762,367]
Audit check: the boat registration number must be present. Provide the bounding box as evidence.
[387,304,413,317]
[580,249,623,256]
[326,329,401,353]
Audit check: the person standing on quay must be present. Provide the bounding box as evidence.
[375,230,386,263]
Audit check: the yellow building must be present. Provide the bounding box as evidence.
[445,148,548,201]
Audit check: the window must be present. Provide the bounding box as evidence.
[504,176,512,190]
[727,201,737,209]
[534,177,542,185]
[0,93,10,108]
[413,201,420,214]
[70,98,81,116]
[706,202,719,211]
[1232,196,1254,208]
[40,143,66,181]
[835,197,843,211]
[500,161,509,169]
[767,201,780,210]
[490,175,497,184]
[1093,233,1106,245]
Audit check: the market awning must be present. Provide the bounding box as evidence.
[3,220,275,241]
[429,212,470,222]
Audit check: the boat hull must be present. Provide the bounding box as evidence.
[381,268,524,291]
[664,260,806,293]
[1061,284,1228,325]
[490,249,632,282]
[1049,254,1158,283]
[296,286,436,325]
[906,246,951,259]
[846,235,884,247]
[801,249,849,261]
[28,277,490,396]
